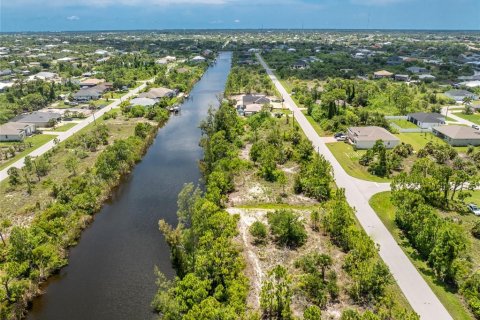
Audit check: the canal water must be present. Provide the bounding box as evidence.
[27,52,232,320]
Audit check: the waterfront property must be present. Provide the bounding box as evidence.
[347,126,400,149]
[12,111,62,127]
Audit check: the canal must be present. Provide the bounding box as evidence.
[28,51,232,320]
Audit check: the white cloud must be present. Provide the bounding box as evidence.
[66,15,80,20]
[234,19,240,23]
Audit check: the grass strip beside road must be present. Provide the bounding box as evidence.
[370,192,475,320]
[0,134,55,170]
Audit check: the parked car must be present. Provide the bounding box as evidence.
[468,203,480,216]
[334,132,345,138]
[472,124,479,130]
[336,135,347,141]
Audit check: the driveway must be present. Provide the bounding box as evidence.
[0,79,152,183]
[442,106,478,127]
[257,53,452,320]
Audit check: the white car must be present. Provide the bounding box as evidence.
[335,135,347,141]
[468,203,480,216]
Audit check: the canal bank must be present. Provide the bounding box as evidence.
[27,52,232,320]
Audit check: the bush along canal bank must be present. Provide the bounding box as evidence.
[24,52,232,320]
[0,57,215,319]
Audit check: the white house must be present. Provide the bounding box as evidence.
[0,122,36,141]
[347,126,400,149]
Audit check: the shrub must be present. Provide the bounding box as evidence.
[267,209,307,247]
[249,221,268,245]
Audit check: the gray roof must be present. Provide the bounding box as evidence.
[408,112,445,124]
[138,87,175,99]
[130,97,157,107]
[242,94,270,106]
[12,111,61,124]
[445,90,478,98]
[348,126,400,142]
[434,125,480,140]
[0,122,33,135]
[74,88,102,98]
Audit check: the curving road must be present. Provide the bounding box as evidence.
[0,79,153,183]
[257,53,452,320]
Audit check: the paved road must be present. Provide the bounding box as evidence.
[0,80,152,182]
[257,53,452,320]
[442,106,478,127]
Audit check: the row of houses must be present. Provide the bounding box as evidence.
[0,111,62,141]
[347,124,480,149]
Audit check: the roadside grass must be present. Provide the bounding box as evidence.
[302,111,329,136]
[50,123,77,132]
[370,192,475,320]
[0,134,55,170]
[104,91,128,99]
[0,115,141,225]
[390,119,419,129]
[452,112,480,125]
[326,142,391,182]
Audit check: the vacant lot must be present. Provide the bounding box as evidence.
[390,119,418,129]
[370,191,477,320]
[326,142,391,182]
[453,112,480,125]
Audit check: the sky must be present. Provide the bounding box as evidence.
[0,0,479,32]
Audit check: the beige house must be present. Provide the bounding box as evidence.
[347,126,400,149]
[432,125,480,146]
[374,70,394,79]
[138,87,176,99]
[0,122,36,141]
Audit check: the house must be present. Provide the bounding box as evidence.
[138,87,176,99]
[407,112,445,129]
[191,55,206,63]
[394,74,410,82]
[432,125,480,146]
[387,56,403,65]
[374,70,393,79]
[0,69,13,77]
[29,71,59,81]
[0,82,14,92]
[243,104,263,116]
[347,126,400,149]
[130,97,157,107]
[0,122,36,141]
[287,48,297,53]
[12,111,61,127]
[73,88,102,101]
[242,94,270,106]
[292,60,308,70]
[418,74,436,81]
[407,66,428,74]
[80,78,105,87]
[444,90,479,102]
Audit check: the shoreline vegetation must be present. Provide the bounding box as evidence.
[0,61,209,319]
[153,98,418,318]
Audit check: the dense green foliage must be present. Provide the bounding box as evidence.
[153,103,249,318]
[0,123,158,318]
[267,209,307,248]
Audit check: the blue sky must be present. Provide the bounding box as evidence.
[1,0,479,32]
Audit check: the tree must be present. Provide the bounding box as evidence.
[267,210,307,248]
[7,167,21,186]
[250,221,268,245]
[310,210,320,231]
[260,265,292,320]
[65,154,79,176]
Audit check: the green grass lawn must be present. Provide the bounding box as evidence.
[452,112,480,125]
[0,134,55,170]
[326,142,391,182]
[395,132,469,153]
[390,119,419,129]
[370,192,475,320]
[50,123,77,132]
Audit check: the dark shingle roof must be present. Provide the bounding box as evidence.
[408,112,445,123]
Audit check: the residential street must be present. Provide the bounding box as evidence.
[0,79,152,183]
[442,106,478,127]
[257,53,453,320]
